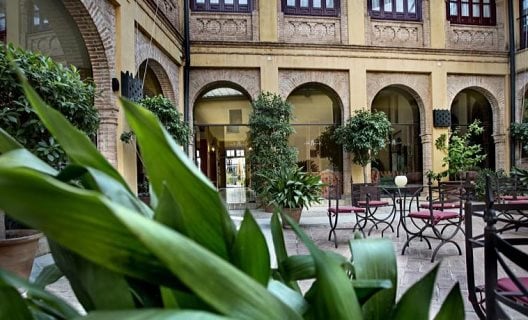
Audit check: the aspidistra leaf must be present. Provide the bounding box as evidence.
[0,127,23,153]
[81,310,232,320]
[433,283,464,320]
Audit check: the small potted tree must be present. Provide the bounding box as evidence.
[0,44,98,278]
[248,92,297,209]
[259,166,323,227]
[334,109,392,183]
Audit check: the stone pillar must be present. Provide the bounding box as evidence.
[429,0,446,48]
[5,0,20,46]
[348,1,364,45]
[259,0,277,42]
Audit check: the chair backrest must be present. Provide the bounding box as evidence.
[351,183,379,206]
[438,181,464,207]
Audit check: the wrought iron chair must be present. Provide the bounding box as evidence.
[401,176,464,262]
[351,182,393,237]
[465,175,528,319]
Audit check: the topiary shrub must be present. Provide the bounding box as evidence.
[0,43,98,169]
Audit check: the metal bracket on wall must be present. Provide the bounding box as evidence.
[121,71,143,102]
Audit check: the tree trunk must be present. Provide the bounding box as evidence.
[0,211,5,240]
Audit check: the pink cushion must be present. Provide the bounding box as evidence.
[420,202,460,209]
[506,200,528,204]
[497,277,528,304]
[328,206,366,213]
[500,195,528,200]
[408,210,460,224]
[357,200,390,207]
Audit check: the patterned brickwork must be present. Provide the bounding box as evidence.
[190,12,257,41]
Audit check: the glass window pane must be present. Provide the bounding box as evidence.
[483,4,490,17]
[408,0,416,13]
[524,0,528,10]
[210,0,219,4]
[225,0,233,4]
[287,0,295,6]
[196,0,205,3]
[314,0,321,8]
[326,0,334,9]
[473,4,480,17]
[384,0,392,12]
[396,0,404,12]
[301,0,308,7]
[450,3,458,15]
[372,0,380,11]
[239,0,248,3]
[461,3,469,16]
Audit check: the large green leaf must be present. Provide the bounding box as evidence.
[282,213,363,319]
[154,185,187,233]
[349,238,397,320]
[433,283,464,320]
[270,212,300,292]
[391,264,439,319]
[267,280,308,315]
[121,98,236,260]
[0,285,32,320]
[81,310,232,320]
[0,269,79,319]
[33,264,62,289]
[0,149,57,176]
[110,201,302,320]
[0,167,180,288]
[19,79,130,191]
[232,210,270,286]
[0,127,23,153]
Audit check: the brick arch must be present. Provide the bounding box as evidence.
[189,69,260,106]
[137,59,176,103]
[284,82,345,121]
[367,73,431,176]
[279,70,349,119]
[63,0,117,165]
[447,75,505,168]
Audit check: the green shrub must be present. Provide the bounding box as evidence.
[0,43,98,168]
[0,78,464,319]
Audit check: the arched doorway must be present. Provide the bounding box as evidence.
[372,86,423,183]
[138,61,163,97]
[193,86,252,200]
[450,88,495,170]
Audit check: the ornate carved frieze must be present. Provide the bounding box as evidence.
[447,25,501,51]
[369,21,423,47]
[281,17,341,44]
[191,13,252,41]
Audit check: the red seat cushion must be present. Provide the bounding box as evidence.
[506,200,528,205]
[357,200,390,207]
[420,202,460,209]
[408,210,460,224]
[500,195,528,201]
[497,277,528,304]
[328,206,366,213]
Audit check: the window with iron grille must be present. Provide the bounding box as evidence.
[521,0,528,49]
[447,0,496,25]
[191,0,251,13]
[282,0,339,17]
[368,0,421,21]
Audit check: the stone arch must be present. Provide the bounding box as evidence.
[286,82,345,121]
[279,70,349,120]
[447,75,505,168]
[367,73,431,175]
[62,0,117,165]
[189,69,260,107]
[137,58,176,103]
[135,30,180,106]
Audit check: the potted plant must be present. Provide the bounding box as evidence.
[259,166,323,227]
[0,83,464,319]
[435,120,486,180]
[0,43,98,278]
[248,92,297,208]
[334,109,392,183]
[121,94,190,203]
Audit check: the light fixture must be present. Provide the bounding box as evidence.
[394,175,408,188]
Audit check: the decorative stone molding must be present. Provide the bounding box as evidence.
[278,70,349,119]
[447,25,501,50]
[150,0,179,29]
[190,13,253,41]
[446,75,506,168]
[369,21,423,47]
[189,68,260,106]
[281,16,341,44]
[136,30,179,104]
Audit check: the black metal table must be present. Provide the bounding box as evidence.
[378,184,424,237]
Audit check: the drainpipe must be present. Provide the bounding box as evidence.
[184,0,191,156]
[509,0,516,169]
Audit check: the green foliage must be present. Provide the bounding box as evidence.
[121,95,190,146]
[259,166,323,209]
[0,43,98,169]
[314,125,343,170]
[0,81,464,319]
[474,168,505,201]
[435,120,486,178]
[510,122,528,153]
[248,92,297,195]
[334,109,392,182]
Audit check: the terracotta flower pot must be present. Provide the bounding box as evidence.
[0,230,42,279]
[281,207,302,228]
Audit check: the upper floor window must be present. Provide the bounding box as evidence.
[521,0,528,49]
[368,0,422,21]
[191,0,251,13]
[447,0,496,25]
[282,0,339,17]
